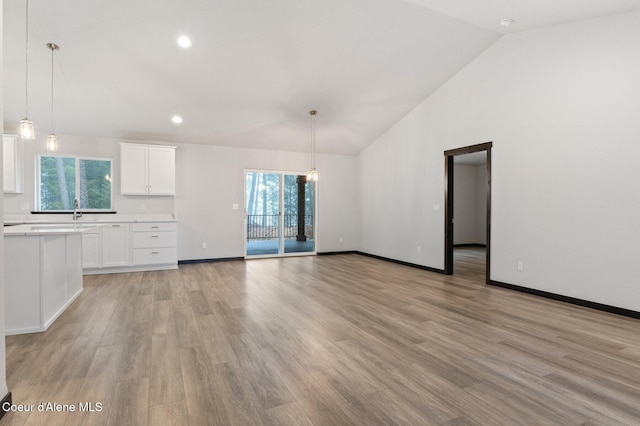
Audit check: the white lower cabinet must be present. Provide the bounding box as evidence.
[132,247,177,265]
[5,233,84,335]
[81,229,101,268]
[132,222,178,266]
[101,223,131,267]
[82,221,177,274]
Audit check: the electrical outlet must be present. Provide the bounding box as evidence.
[202,242,207,249]
[417,246,422,253]
[20,203,29,210]
[140,203,146,210]
[517,260,524,271]
[233,204,239,210]
[339,236,344,243]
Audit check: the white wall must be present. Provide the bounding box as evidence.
[175,144,359,260]
[475,164,487,245]
[453,164,486,245]
[2,133,359,260]
[358,11,640,311]
[453,164,478,244]
[3,134,175,215]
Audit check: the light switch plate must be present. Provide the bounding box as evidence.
[233,204,239,210]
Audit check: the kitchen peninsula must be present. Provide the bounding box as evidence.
[3,223,102,335]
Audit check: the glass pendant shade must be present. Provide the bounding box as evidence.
[20,119,35,140]
[307,110,318,181]
[46,133,58,151]
[306,168,318,182]
[47,42,60,151]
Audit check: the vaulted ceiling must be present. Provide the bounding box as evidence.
[3,0,639,155]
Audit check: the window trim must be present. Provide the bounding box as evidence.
[36,154,114,212]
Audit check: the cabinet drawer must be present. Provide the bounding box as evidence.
[132,222,176,232]
[132,231,176,248]
[132,247,177,265]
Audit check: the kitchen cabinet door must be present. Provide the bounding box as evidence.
[147,146,175,195]
[101,224,131,267]
[120,143,148,195]
[120,143,175,195]
[82,230,101,268]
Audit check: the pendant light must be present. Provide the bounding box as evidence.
[306,110,319,182]
[46,43,60,151]
[19,0,35,140]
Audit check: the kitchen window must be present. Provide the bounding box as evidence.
[37,155,113,211]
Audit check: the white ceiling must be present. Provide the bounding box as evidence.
[3,0,639,155]
[405,0,640,33]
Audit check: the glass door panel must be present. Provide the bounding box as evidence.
[283,174,315,254]
[245,172,281,256]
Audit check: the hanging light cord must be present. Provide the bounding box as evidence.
[24,0,30,118]
[310,110,317,169]
[50,44,55,132]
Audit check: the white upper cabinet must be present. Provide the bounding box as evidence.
[120,143,175,195]
[3,134,24,193]
[147,146,175,195]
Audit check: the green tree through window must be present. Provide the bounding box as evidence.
[39,156,112,211]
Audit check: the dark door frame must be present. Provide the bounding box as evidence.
[444,142,492,283]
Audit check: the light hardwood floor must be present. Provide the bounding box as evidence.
[3,252,640,425]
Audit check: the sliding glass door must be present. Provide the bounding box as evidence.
[245,171,316,257]
[283,174,315,254]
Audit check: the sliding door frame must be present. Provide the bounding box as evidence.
[244,169,318,259]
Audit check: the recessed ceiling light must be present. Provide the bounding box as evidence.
[499,18,515,27]
[177,35,191,48]
[171,115,183,124]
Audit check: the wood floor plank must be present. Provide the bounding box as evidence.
[133,294,154,324]
[209,361,268,426]
[180,346,229,425]
[228,334,296,410]
[117,320,152,381]
[4,249,639,425]
[149,333,185,406]
[152,299,177,335]
[148,401,189,426]
[262,347,358,425]
[64,345,125,426]
[107,377,149,426]
[173,306,203,349]
[265,402,314,426]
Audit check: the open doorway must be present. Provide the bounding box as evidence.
[444,142,492,283]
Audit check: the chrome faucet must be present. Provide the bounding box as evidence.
[73,198,83,221]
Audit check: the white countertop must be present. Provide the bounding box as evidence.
[4,223,106,236]
[4,213,177,226]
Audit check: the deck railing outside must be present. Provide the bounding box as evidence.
[247,214,314,240]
